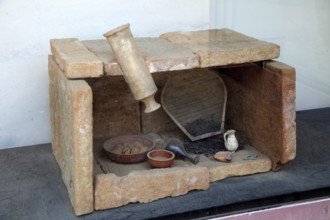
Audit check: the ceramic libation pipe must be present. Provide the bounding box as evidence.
[103,23,161,113]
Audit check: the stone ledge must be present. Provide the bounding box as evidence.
[94,167,210,210]
[160,28,280,67]
[50,38,103,79]
[50,29,280,78]
[82,38,200,76]
[202,145,272,182]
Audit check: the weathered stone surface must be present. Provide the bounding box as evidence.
[198,145,272,182]
[82,38,200,75]
[140,73,182,134]
[85,76,140,138]
[49,56,93,215]
[94,167,210,210]
[50,38,103,78]
[161,28,280,67]
[218,61,296,170]
[264,61,296,164]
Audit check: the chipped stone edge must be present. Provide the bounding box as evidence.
[50,38,104,79]
[264,61,296,165]
[94,167,210,210]
[209,157,272,182]
[160,29,280,68]
[82,38,201,76]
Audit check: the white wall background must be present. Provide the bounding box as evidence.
[0,0,209,149]
[210,0,330,110]
[1,0,329,149]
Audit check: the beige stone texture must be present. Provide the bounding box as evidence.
[218,61,296,170]
[49,56,94,215]
[94,167,210,210]
[161,28,280,68]
[140,73,183,134]
[85,76,140,138]
[93,134,271,210]
[50,38,103,79]
[198,145,272,182]
[264,61,296,164]
[82,38,200,75]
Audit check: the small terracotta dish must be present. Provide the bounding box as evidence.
[147,149,175,168]
[214,151,232,163]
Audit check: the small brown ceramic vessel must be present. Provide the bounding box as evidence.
[214,151,233,163]
[147,149,175,168]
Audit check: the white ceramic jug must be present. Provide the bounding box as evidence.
[223,130,239,152]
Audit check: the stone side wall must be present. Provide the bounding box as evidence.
[49,56,93,215]
[86,72,183,138]
[86,76,141,138]
[219,61,296,170]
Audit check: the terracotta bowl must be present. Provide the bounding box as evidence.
[103,135,155,163]
[147,149,175,168]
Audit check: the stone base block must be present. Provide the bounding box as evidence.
[203,145,272,182]
[50,38,103,78]
[94,167,210,210]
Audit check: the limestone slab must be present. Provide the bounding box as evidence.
[198,145,272,182]
[49,56,93,215]
[50,38,103,78]
[161,28,280,67]
[218,61,296,170]
[264,61,296,164]
[85,76,140,138]
[94,167,210,210]
[82,38,200,75]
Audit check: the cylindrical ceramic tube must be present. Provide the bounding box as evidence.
[103,23,161,113]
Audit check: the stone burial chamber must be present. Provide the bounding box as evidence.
[48,28,296,216]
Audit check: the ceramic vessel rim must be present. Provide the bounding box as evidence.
[103,23,130,37]
[147,149,175,161]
